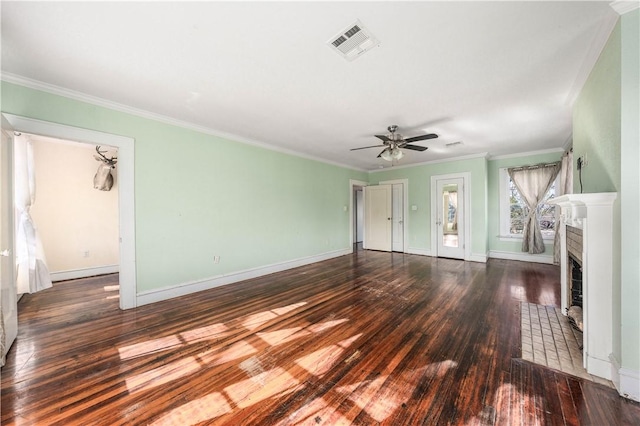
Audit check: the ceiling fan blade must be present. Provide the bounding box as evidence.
[350,144,386,151]
[375,134,392,142]
[403,144,429,152]
[376,148,389,158]
[404,133,438,143]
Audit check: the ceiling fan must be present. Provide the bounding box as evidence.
[350,125,438,161]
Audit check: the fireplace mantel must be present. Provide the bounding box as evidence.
[549,192,617,380]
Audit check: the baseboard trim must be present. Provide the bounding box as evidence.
[407,248,432,257]
[136,248,352,307]
[469,253,488,263]
[489,250,554,264]
[610,353,640,401]
[587,355,612,381]
[405,248,486,263]
[51,265,119,282]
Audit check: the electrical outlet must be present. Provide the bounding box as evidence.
[578,154,588,169]
[83,250,90,258]
[213,255,220,264]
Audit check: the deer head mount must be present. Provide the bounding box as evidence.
[93,145,117,191]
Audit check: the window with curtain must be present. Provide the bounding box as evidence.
[500,168,558,240]
[503,163,560,254]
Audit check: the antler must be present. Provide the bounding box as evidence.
[94,145,117,165]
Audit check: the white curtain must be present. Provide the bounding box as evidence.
[508,163,560,254]
[553,149,573,264]
[15,135,52,294]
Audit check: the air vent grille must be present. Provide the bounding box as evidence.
[328,20,379,61]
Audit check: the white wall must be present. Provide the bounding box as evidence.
[29,136,119,278]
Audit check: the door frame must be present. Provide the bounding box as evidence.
[1,121,17,363]
[379,178,408,253]
[2,113,137,309]
[349,179,368,251]
[430,172,471,260]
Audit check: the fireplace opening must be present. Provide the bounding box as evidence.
[566,225,584,337]
[570,256,583,308]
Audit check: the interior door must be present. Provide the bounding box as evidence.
[364,184,392,252]
[436,178,465,259]
[1,125,17,365]
[392,183,404,252]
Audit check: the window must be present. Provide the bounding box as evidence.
[499,168,557,240]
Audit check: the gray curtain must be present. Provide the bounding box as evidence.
[553,150,573,264]
[508,163,561,254]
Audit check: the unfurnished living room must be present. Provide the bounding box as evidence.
[1,1,639,425]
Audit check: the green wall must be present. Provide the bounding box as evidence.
[620,9,640,375]
[573,24,621,195]
[573,19,623,371]
[487,151,563,257]
[1,82,367,293]
[368,157,488,258]
[574,11,640,380]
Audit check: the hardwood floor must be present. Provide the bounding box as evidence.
[2,251,639,425]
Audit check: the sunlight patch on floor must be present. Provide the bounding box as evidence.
[257,326,307,346]
[241,302,307,330]
[125,356,201,393]
[225,366,300,408]
[274,396,352,426]
[118,322,230,360]
[118,335,183,360]
[295,334,362,377]
[150,392,232,425]
[334,360,459,422]
[198,340,258,366]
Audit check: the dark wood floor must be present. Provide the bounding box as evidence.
[2,250,639,425]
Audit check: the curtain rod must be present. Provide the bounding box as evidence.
[509,161,560,172]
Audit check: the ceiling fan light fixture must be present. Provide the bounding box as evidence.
[392,147,404,160]
[380,148,393,161]
[380,146,404,161]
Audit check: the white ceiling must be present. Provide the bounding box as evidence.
[1,1,619,171]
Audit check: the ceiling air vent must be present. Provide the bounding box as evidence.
[328,20,380,61]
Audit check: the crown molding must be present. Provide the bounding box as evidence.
[489,147,564,161]
[610,1,640,15]
[564,10,619,106]
[1,72,367,173]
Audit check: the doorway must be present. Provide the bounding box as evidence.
[362,179,408,253]
[431,173,470,260]
[29,135,120,282]
[1,125,17,363]
[1,114,136,310]
[349,179,367,252]
[353,187,364,246]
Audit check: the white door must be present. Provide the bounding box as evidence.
[392,184,404,252]
[364,184,392,252]
[1,125,17,364]
[436,178,465,259]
